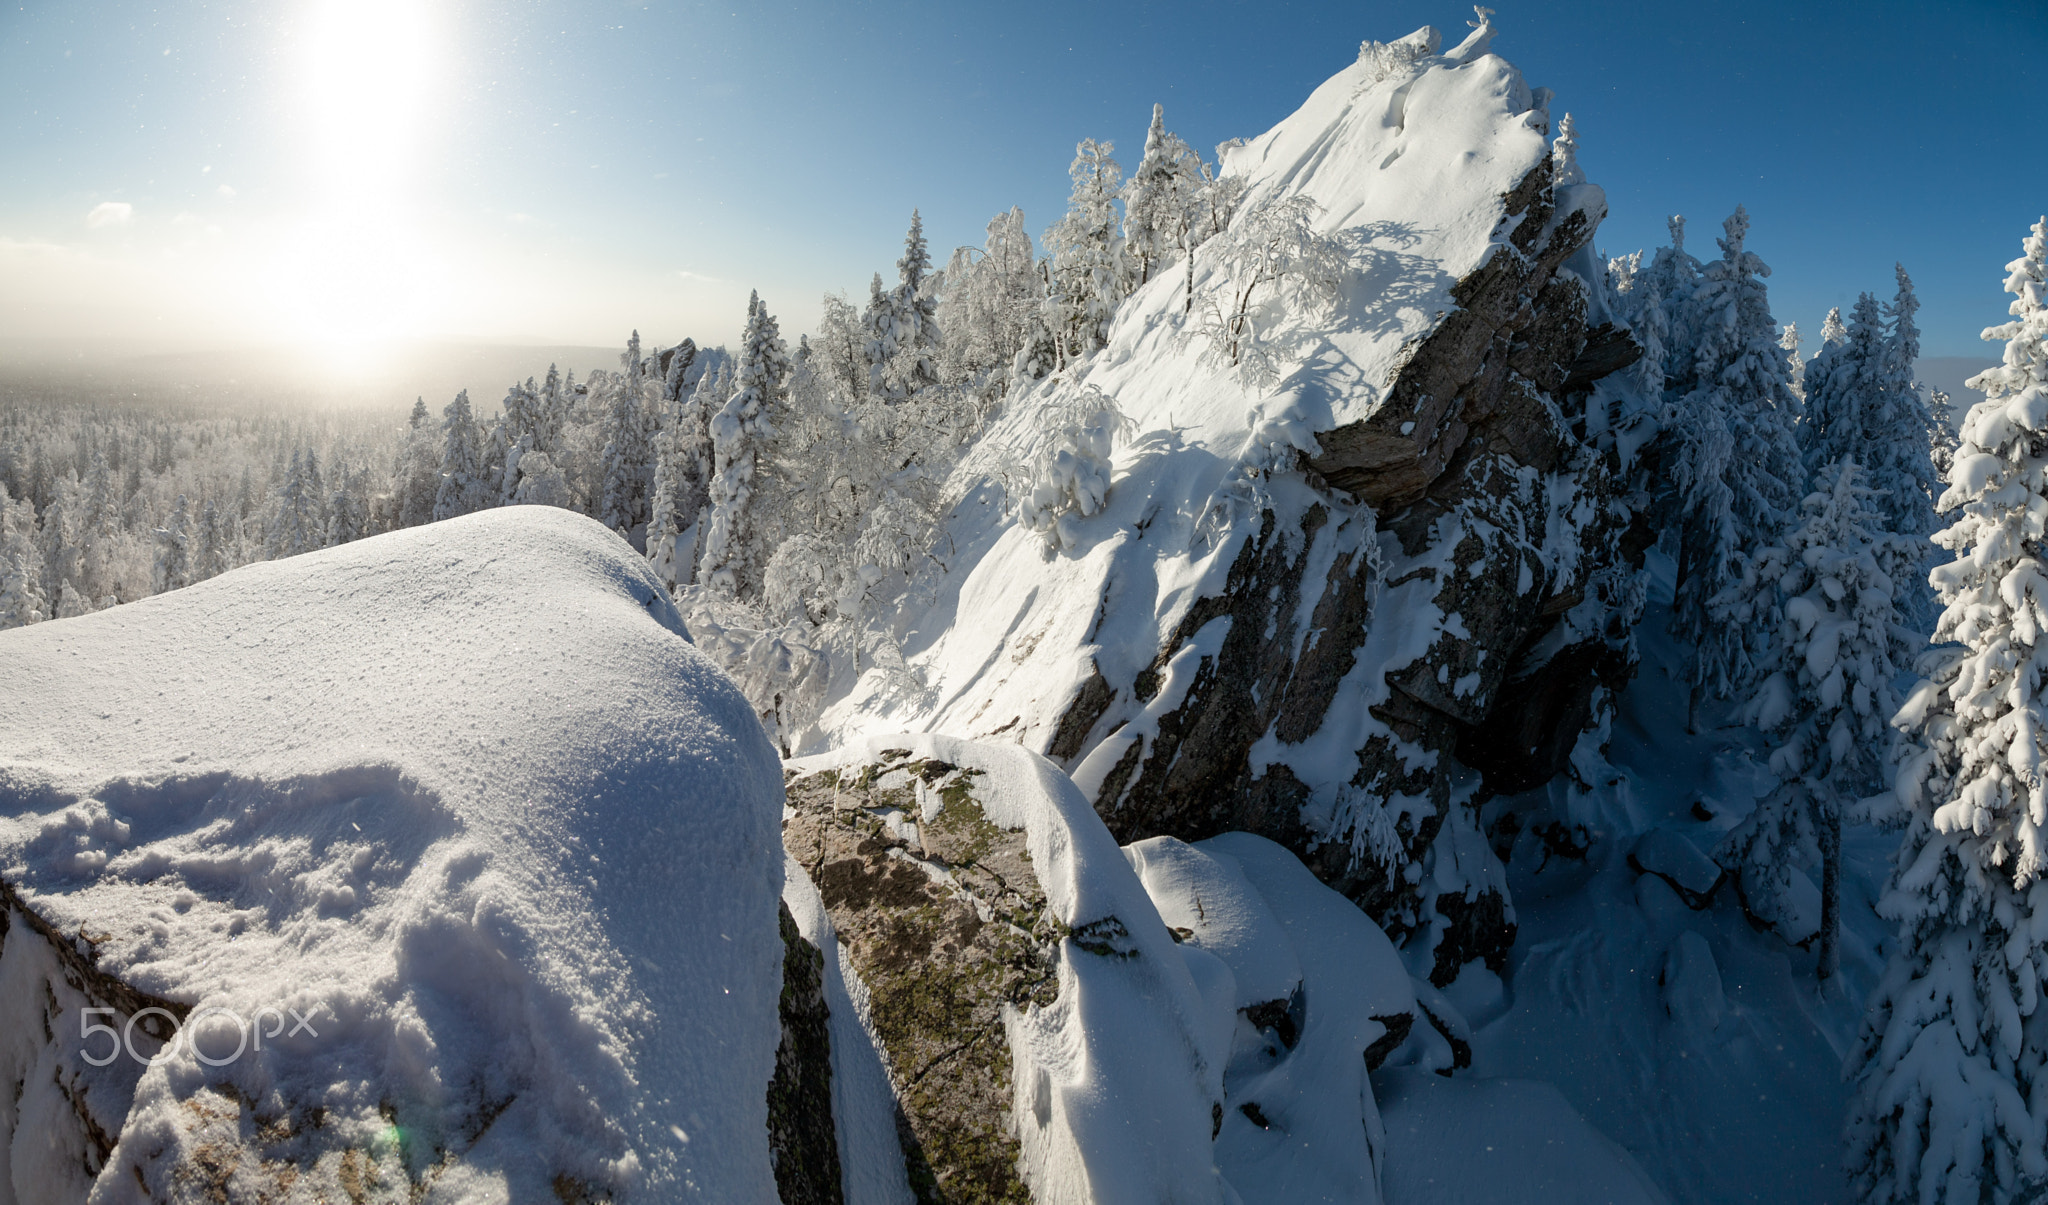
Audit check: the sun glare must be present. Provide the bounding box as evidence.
[267,0,446,362]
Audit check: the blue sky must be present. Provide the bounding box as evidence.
[1,0,2042,364]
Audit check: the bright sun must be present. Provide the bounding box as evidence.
[269,0,447,371]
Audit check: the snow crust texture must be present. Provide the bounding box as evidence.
[0,507,788,1203]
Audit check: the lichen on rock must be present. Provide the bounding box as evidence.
[783,752,1061,1204]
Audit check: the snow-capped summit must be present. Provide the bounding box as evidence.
[814,17,1641,992]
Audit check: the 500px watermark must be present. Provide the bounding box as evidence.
[80,1006,320,1068]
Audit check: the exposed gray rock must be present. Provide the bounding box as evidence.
[1053,157,1647,983]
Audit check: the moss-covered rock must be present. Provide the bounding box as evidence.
[782,753,1064,1205]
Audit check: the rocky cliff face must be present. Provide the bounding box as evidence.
[1055,155,1646,982]
[818,32,1650,985]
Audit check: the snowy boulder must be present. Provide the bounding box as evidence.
[0,507,789,1203]
[1626,827,1722,909]
[1728,860,1822,949]
[781,735,1233,1205]
[1130,833,1420,1205]
[1658,930,1726,1033]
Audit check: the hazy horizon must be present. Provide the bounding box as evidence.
[3,0,2044,367]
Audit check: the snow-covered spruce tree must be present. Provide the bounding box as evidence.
[1802,292,1888,476]
[0,493,46,628]
[1874,265,1948,612]
[326,474,365,546]
[1191,194,1347,387]
[0,551,45,629]
[1043,139,1131,368]
[1620,215,1704,405]
[647,342,712,591]
[1820,305,1848,350]
[1123,104,1205,289]
[698,292,789,597]
[1847,216,2048,1205]
[865,212,942,405]
[393,399,441,528]
[1713,461,1915,981]
[597,330,657,536]
[534,364,569,458]
[1782,321,1805,400]
[1801,272,1944,629]
[193,498,227,582]
[268,448,326,557]
[510,452,571,509]
[432,390,490,523]
[1551,112,1585,188]
[1017,385,1132,552]
[1666,207,1805,718]
[152,494,191,596]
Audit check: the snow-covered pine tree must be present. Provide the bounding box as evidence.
[152,494,191,595]
[1043,139,1131,367]
[408,398,429,429]
[1713,460,1915,980]
[698,292,789,597]
[1667,206,1806,717]
[1191,194,1347,386]
[1848,216,2048,1205]
[865,213,943,405]
[1123,104,1206,288]
[433,390,490,523]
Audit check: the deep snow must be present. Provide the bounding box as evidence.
[1448,548,1896,1204]
[0,506,789,1202]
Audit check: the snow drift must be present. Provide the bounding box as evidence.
[0,507,788,1203]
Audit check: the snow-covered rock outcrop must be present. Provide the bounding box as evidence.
[0,508,789,1203]
[819,20,1648,983]
[782,735,1463,1204]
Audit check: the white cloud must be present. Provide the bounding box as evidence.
[86,201,133,228]
[217,184,236,199]
[674,269,723,284]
